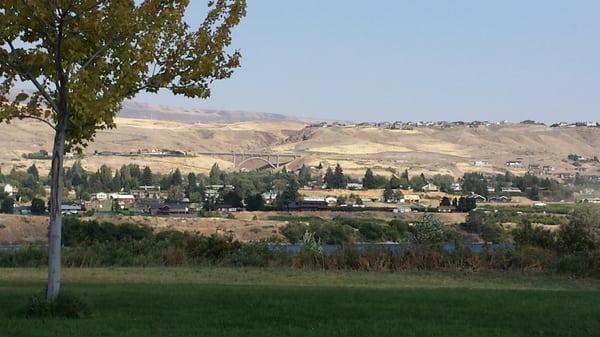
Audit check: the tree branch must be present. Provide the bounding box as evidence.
[18,113,57,130]
[3,41,61,114]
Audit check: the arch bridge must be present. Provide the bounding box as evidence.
[195,151,301,170]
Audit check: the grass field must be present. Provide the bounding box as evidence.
[1,268,600,336]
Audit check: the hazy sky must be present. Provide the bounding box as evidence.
[134,0,600,122]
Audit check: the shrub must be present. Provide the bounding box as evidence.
[558,205,600,253]
[24,292,92,319]
[513,222,557,249]
[411,214,446,244]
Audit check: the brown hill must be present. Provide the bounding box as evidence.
[1,118,599,177]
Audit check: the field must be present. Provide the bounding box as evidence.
[1,268,599,337]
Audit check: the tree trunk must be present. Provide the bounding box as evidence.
[47,126,67,301]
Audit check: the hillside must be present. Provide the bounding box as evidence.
[1,117,599,177]
[119,101,296,124]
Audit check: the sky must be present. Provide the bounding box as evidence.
[133,0,600,122]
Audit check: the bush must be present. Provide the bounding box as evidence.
[411,214,446,244]
[0,246,47,267]
[558,205,600,253]
[23,292,92,319]
[513,222,557,249]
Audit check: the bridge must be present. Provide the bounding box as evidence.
[195,151,301,169]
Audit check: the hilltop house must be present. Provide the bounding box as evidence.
[473,160,490,167]
[422,183,439,192]
[505,160,524,168]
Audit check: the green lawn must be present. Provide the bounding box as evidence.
[1,268,599,337]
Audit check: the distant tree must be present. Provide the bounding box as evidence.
[141,167,153,186]
[330,164,347,189]
[27,164,40,181]
[186,173,198,197]
[317,162,323,170]
[462,173,488,196]
[0,197,14,214]
[324,167,335,188]
[298,165,312,186]
[31,198,46,215]
[209,163,222,185]
[409,175,427,191]
[167,186,185,202]
[223,191,243,208]
[171,169,183,186]
[382,184,395,202]
[440,197,451,207]
[245,193,265,211]
[362,168,376,189]
[276,177,300,210]
[431,174,454,192]
[389,175,403,189]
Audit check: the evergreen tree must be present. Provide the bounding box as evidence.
[244,193,264,211]
[27,164,40,181]
[383,183,395,202]
[171,168,183,186]
[141,166,153,186]
[276,177,300,210]
[362,168,376,189]
[331,164,347,189]
[209,163,222,185]
[187,173,198,197]
[389,175,402,189]
[298,165,311,186]
[31,198,46,215]
[324,167,335,188]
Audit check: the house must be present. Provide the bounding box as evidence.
[90,192,108,201]
[488,195,512,203]
[473,160,490,167]
[261,191,278,205]
[61,203,82,215]
[422,183,439,192]
[131,186,165,200]
[579,198,600,204]
[542,166,554,175]
[501,187,522,194]
[0,183,16,196]
[528,164,542,175]
[450,183,462,192]
[346,183,364,190]
[393,205,413,213]
[402,195,421,203]
[466,193,487,202]
[216,204,242,212]
[533,202,547,207]
[156,202,196,216]
[487,187,496,193]
[505,160,524,168]
[289,200,329,211]
[325,196,338,207]
[109,194,136,210]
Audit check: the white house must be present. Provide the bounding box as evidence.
[450,183,462,192]
[422,183,439,192]
[393,205,413,213]
[91,192,108,201]
[501,187,522,193]
[0,183,15,196]
[346,183,364,190]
